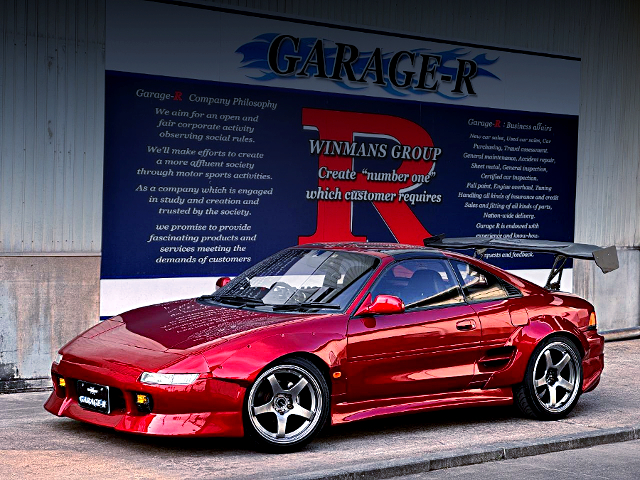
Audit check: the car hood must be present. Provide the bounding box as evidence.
[93,298,309,352]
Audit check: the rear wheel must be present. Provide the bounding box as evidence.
[244,358,330,452]
[514,336,583,420]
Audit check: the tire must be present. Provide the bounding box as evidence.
[514,335,583,420]
[244,357,330,452]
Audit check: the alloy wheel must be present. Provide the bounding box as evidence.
[247,363,323,445]
[532,341,580,413]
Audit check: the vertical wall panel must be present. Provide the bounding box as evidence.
[0,0,105,253]
[574,0,639,248]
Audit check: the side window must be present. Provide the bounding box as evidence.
[370,259,464,310]
[451,260,508,302]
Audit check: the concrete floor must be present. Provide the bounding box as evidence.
[395,439,640,479]
[0,339,638,479]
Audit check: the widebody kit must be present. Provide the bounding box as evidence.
[46,239,615,451]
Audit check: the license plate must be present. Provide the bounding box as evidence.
[77,380,110,414]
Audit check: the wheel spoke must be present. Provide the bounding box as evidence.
[267,374,283,395]
[557,377,574,392]
[555,353,571,372]
[548,385,557,407]
[534,376,547,388]
[276,413,288,438]
[253,402,274,416]
[290,404,314,420]
[288,377,308,397]
[544,350,553,370]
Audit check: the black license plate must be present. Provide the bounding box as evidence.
[77,380,110,414]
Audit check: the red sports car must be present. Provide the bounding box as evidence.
[45,238,617,452]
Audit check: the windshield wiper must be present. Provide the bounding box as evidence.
[199,294,265,308]
[270,302,341,311]
[199,295,341,311]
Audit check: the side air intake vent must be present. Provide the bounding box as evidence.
[501,281,521,297]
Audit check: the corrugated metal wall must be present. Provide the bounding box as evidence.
[0,0,104,254]
[574,1,640,247]
[2,0,638,254]
[0,0,638,390]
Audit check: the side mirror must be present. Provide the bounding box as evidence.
[355,294,405,317]
[215,277,231,290]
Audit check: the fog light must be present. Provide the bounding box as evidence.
[135,393,153,413]
[58,377,66,388]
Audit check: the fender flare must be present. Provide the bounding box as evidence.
[484,315,586,389]
[210,332,347,389]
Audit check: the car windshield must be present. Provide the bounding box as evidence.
[206,248,377,312]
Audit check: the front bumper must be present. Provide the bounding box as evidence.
[45,358,246,437]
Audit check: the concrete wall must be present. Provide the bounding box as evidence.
[0,0,638,392]
[0,256,100,392]
[574,249,640,332]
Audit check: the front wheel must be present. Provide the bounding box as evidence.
[244,358,330,452]
[514,336,583,420]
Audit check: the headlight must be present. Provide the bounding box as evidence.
[139,372,200,385]
[54,353,63,364]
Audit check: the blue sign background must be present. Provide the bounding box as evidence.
[102,71,577,279]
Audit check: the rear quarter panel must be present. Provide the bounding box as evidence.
[484,291,596,389]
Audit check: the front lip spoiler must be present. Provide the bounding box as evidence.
[44,390,245,437]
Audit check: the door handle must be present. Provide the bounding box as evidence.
[456,319,477,331]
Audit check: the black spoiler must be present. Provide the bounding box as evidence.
[423,236,619,290]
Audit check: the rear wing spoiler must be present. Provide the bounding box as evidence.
[424,235,619,291]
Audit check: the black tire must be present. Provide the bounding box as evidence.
[244,357,330,452]
[514,335,583,420]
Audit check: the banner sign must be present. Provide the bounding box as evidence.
[102,0,579,312]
